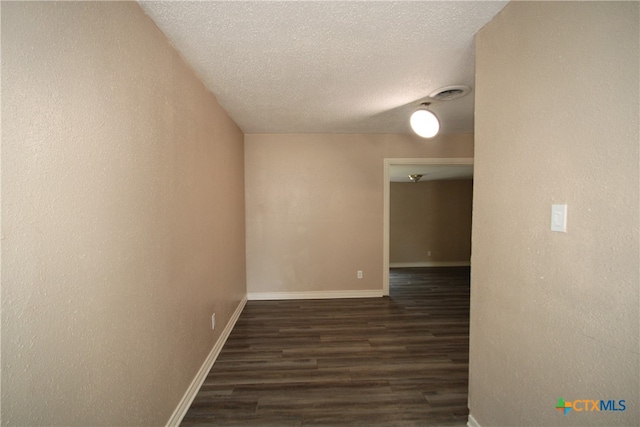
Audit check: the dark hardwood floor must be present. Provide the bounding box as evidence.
[181,267,470,426]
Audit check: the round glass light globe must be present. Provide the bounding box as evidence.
[410,109,440,138]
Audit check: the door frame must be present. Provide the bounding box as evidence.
[382,157,474,295]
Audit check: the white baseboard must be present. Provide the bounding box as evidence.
[247,289,383,301]
[166,295,247,427]
[390,261,471,268]
[467,414,481,427]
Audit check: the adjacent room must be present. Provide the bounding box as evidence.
[2,1,638,426]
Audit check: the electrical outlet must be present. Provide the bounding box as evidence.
[211,313,216,330]
[357,270,363,279]
[427,251,432,256]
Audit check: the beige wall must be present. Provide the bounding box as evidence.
[470,2,638,426]
[390,180,473,265]
[244,133,473,294]
[1,2,246,425]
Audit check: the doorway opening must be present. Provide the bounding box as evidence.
[382,157,474,295]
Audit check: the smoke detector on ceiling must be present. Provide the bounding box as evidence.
[429,85,471,101]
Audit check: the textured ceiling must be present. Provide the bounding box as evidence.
[139,1,507,134]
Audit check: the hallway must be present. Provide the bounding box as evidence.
[182,267,471,426]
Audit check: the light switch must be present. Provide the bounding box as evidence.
[551,204,567,232]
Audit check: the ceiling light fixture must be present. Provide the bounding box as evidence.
[410,102,440,139]
[408,174,423,183]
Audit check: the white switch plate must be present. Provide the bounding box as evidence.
[551,204,567,232]
[357,270,363,279]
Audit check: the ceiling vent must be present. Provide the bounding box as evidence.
[429,85,471,101]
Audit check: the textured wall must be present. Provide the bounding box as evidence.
[469,2,639,426]
[244,133,473,294]
[390,180,472,265]
[1,2,246,425]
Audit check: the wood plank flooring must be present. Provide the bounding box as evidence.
[181,267,470,426]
